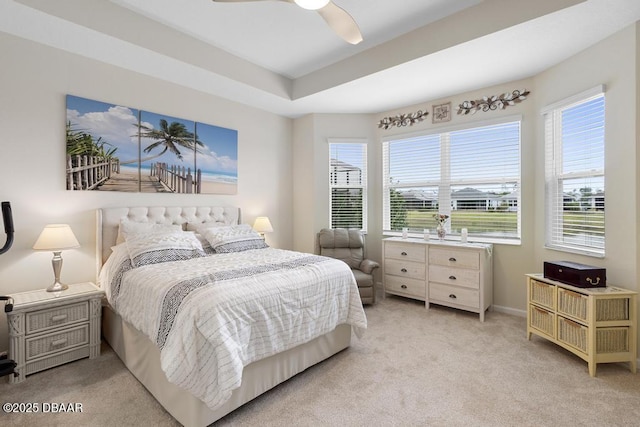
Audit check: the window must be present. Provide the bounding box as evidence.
[543,86,605,256]
[383,118,521,242]
[329,140,367,231]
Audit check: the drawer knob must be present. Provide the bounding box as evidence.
[401,284,408,289]
[449,257,457,262]
[401,252,407,256]
[401,268,408,273]
[51,338,68,347]
[449,275,457,280]
[51,314,68,323]
[449,294,457,299]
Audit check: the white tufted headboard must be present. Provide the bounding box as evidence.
[96,206,240,276]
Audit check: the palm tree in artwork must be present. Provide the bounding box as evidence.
[137,119,204,162]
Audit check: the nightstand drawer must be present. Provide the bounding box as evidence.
[26,324,89,360]
[26,302,89,334]
[429,265,479,289]
[429,248,479,269]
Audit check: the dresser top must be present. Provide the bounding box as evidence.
[526,274,637,296]
[9,282,103,309]
[383,236,492,250]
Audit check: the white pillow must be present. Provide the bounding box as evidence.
[116,220,182,244]
[124,231,205,267]
[186,221,225,233]
[201,224,268,253]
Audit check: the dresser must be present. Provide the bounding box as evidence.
[383,237,493,321]
[7,282,104,383]
[526,274,637,377]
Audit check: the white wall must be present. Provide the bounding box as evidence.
[0,34,293,350]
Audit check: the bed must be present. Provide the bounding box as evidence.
[96,206,367,427]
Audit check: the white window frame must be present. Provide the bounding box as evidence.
[382,116,522,244]
[542,85,605,257]
[328,138,368,232]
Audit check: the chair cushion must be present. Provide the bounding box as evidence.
[351,269,373,288]
[318,229,364,269]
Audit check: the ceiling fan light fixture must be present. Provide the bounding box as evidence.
[294,0,330,11]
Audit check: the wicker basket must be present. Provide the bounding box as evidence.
[596,327,629,353]
[530,280,555,309]
[595,298,629,322]
[530,305,554,337]
[557,288,588,321]
[557,316,587,353]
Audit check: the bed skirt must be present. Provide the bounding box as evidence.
[102,304,352,427]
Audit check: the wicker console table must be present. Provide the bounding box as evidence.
[526,274,637,377]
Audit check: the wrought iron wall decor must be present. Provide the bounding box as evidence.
[456,89,530,115]
[377,108,429,130]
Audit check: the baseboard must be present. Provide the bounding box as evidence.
[491,304,526,318]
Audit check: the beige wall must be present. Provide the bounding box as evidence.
[372,78,537,315]
[2,23,639,358]
[0,34,293,350]
[293,23,640,333]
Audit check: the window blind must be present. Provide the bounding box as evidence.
[544,89,605,256]
[383,119,521,241]
[329,141,367,231]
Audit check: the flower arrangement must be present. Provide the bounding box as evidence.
[433,214,449,225]
[433,214,449,240]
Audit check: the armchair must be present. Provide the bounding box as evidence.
[317,228,379,305]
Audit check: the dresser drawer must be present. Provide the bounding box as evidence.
[26,302,89,335]
[384,242,426,263]
[385,275,426,298]
[429,248,479,269]
[429,282,479,309]
[429,265,479,289]
[26,324,89,361]
[384,259,426,280]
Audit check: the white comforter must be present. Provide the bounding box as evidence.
[100,246,367,411]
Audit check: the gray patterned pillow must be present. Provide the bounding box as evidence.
[201,224,268,253]
[124,231,206,267]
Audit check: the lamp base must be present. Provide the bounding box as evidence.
[46,282,69,292]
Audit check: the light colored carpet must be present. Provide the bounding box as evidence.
[1,296,639,426]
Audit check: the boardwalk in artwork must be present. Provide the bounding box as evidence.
[97,171,171,192]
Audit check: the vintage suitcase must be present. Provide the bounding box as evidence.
[543,261,606,288]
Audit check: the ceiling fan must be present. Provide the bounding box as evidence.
[211,0,363,45]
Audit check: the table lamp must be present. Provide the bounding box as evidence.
[33,224,80,292]
[253,217,273,238]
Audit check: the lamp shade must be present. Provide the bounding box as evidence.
[253,217,273,234]
[33,224,80,251]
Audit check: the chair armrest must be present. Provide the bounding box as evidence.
[359,259,380,275]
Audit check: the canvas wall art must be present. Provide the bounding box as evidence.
[65,95,238,194]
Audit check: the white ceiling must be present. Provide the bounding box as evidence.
[3,0,640,117]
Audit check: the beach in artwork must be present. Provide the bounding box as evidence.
[96,165,237,194]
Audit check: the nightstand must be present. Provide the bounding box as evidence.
[6,282,104,383]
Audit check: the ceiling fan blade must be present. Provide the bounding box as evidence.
[317,1,362,45]
[212,0,292,3]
